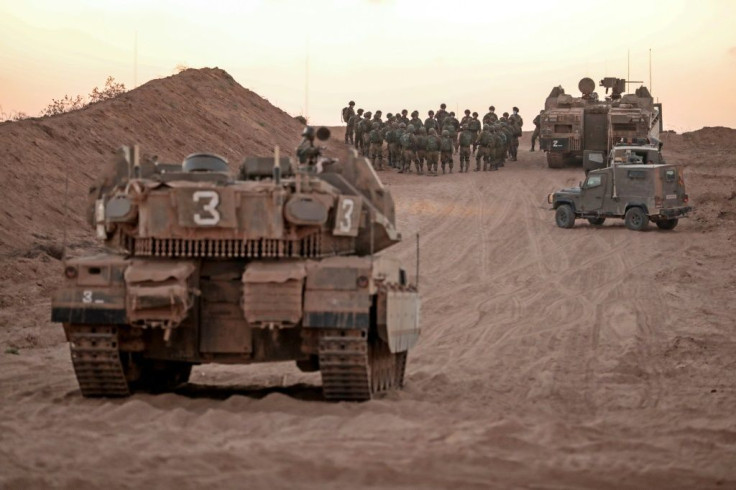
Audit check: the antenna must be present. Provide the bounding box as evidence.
[304,35,310,121]
[649,48,653,94]
[627,49,630,85]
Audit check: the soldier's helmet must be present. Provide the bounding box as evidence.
[411,110,419,117]
[472,112,478,117]
[375,110,382,116]
[540,109,544,113]
[357,108,364,114]
[364,111,372,118]
[402,109,408,115]
[503,112,509,117]
[450,111,455,116]
[392,122,399,128]
[483,124,491,130]
[429,128,437,135]
[490,105,495,111]
[372,122,380,129]
[407,124,416,133]
[464,109,471,115]
[386,113,393,119]
[418,127,427,134]
[441,129,449,137]
[441,103,447,109]
[428,110,435,116]
[513,106,519,112]
[399,122,406,128]
[349,101,355,106]
[302,126,315,138]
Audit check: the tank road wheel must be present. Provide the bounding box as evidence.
[656,218,678,230]
[555,204,576,229]
[587,217,606,226]
[547,152,565,169]
[624,207,649,231]
[318,329,398,401]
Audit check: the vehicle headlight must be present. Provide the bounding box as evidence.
[547,193,554,204]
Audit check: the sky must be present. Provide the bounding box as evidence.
[1,0,735,132]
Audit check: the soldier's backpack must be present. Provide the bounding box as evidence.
[479,131,492,146]
[459,131,472,146]
[400,132,414,149]
[341,107,351,122]
[441,137,453,152]
[370,129,383,143]
[384,129,395,144]
[468,119,481,132]
[427,135,440,151]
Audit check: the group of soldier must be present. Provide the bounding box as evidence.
[341,102,524,175]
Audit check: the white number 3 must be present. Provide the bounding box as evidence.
[339,198,354,232]
[193,191,221,225]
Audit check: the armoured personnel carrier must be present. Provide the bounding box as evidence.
[540,77,662,169]
[51,127,421,401]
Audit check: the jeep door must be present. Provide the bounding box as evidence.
[580,173,607,212]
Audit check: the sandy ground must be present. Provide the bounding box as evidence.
[1,70,735,489]
[1,133,735,489]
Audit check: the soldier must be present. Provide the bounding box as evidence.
[369,122,384,170]
[385,122,400,168]
[498,121,513,165]
[475,124,493,171]
[531,110,543,151]
[426,128,441,176]
[435,103,449,128]
[372,110,384,128]
[361,112,375,155]
[508,107,523,161]
[399,124,417,174]
[483,105,498,124]
[356,111,371,154]
[395,122,407,170]
[489,124,503,170]
[440,129,454,174]
[409,111,423,133]
[399,109,410,126]
[415,127,428,175]
[500,111,509,123]
[447,111,461,153]
[341,101,356,143]
[460,109,472,127]
[468,112,481,155]
[425,110,439,132]
[458,123,473,173]
[347,108,363,147]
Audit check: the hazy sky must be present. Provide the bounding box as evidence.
[2,0,735,131]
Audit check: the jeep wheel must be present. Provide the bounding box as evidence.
[656,218,678,230]
[624,207,649,231]
[555,205,575,229]
[587,217,606,226]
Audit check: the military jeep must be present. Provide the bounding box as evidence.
[548,158,691,231]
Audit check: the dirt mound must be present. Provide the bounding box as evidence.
[0,67,345,256]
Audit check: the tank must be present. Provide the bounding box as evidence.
[540,77,662,169]
[51,127,421,401]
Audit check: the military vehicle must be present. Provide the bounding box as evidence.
[547,146,691,230]
[51,127,421,401]
[540,76,663,169]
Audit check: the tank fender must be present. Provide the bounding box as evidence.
[303,257,372,329]
[377,289,421,353]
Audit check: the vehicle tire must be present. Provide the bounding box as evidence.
[555,204,575,229]
[587,217,606,226]
[624,207,649,231]
[547,152,565,169]
[656,218,678,230]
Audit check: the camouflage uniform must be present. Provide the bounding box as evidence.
[347,109,363,147]
[383,122,396,167]
[395,122,406,168]
[490,126,502,170]
[399,125,417,174]
[424,110,439,132]
[508,108,523,161]
[468,113,481,154]
[356,111,371,154]
[435,104,449,128]
[342,102,356,143]
[499,122,513,164]
[440,129,454,173]
[415,127,427,175]
[409,111,423,136]
[475,125,493,171]
[459,125,473,173]
[399,110,410,126]
[460,110,472,129]
[369,122,384,170]
[426,128,441,176]
[448,112,461,153]
[482,106,498,125]
[531,111,542,151]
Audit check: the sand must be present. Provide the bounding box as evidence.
[1,69,735,489]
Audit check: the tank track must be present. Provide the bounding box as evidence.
[318,329,406,401]
[68,325,130,397]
